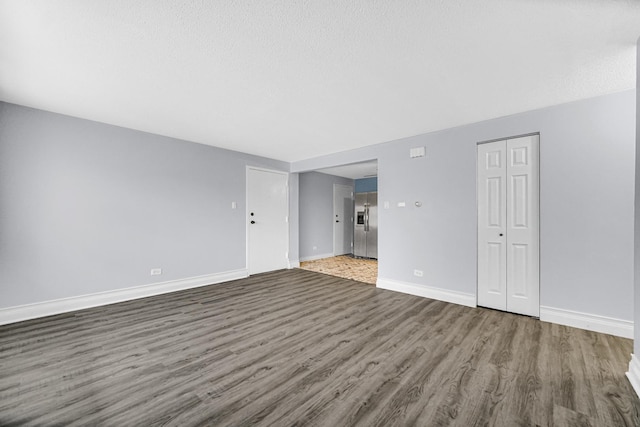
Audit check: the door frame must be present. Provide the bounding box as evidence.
[476,132,540,316]
[333,184,353,256]
[246,166,290,274]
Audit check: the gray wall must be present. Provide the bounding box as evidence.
[299,172,354,260]
[293,90,636,321]
[0,102,291,309]
[288,173,300,264]
[2,88,635,325]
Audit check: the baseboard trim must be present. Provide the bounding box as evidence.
[288,260,300,269]
[299,253,334,262]
[376,278,476,308]
[0,269,248,326]
[627,354,640,398]
[540,306,633,338]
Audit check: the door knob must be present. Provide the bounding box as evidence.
[499,233,503,236]
[251,220,255,224]
[336,220,340,223]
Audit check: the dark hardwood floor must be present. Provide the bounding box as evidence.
[1,269,638,426]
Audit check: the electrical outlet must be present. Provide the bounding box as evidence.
[414,269,423,277]
[313,246,317,251]
[150,268,162,276]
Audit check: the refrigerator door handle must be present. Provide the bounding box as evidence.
[364,205,369,232]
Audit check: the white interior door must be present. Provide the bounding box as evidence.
[478,135,539,317]
[505,135,539,316]
[333,184,353,256]
[478,140,508,311]
[247,168,289,275]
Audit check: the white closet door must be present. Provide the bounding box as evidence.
[477,140,508,311]
[477,135,539,317]
[505,135,539,317]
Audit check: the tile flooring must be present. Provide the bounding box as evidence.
[299,254,377,284]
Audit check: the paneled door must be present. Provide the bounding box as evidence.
[333,184,353,256]
[247,168,289,275]
[477,135,539,317]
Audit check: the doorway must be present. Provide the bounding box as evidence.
[477,134,540,317]
[247,167,289,275]
[298,160,378,284]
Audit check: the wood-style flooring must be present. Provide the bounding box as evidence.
[1,269,638,426]
[300,255,378,284]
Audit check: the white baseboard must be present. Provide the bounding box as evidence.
[0,269,248,326]
[627,354,640,398]
[299,253,334,262]
[540,306,633,339]
[288,260,300,269]
[376,277,476,308]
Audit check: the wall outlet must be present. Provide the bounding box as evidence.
[414,269,423,277]
[150,268,162,276]
[313,246,317,251]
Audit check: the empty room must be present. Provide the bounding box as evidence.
[2,1,640,426]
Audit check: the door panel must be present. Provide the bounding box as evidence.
[506,135,539,317]
[487,243,503,293]
[486,149,502,169]
[511,175,528,227]
[510,244,528,296]
[247,168,289,275]
[477,141,507,311]
[487,177,502,227]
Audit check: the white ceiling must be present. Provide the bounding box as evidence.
[1,1,638,163]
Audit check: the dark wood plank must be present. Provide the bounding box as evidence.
[0,269,638,426]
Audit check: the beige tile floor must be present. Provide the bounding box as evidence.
[299,255,377,285]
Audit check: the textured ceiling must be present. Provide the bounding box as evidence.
[1,1,638,162]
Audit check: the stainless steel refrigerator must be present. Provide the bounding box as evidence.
[354,192,378,259]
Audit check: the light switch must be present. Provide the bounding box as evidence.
[384,201,390,209]
[410,146,426,158]
[231,201,237,209]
